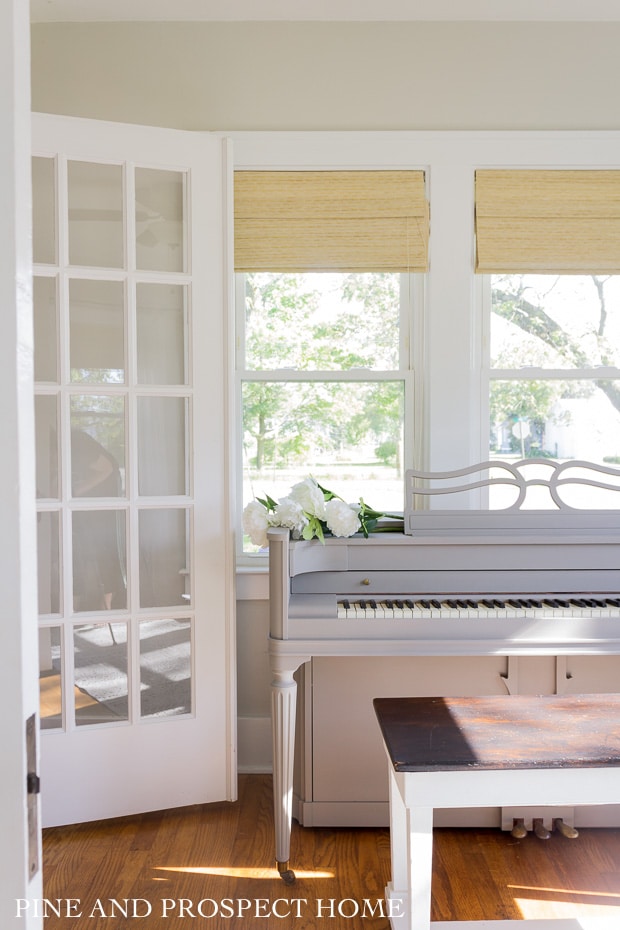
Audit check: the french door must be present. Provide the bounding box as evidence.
[32,114,235,826]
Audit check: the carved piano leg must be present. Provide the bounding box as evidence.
[271,667,298,884]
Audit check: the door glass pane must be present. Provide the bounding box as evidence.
[38,512,60,615]
[137,396,188,496]
[139,618,191,718]
[32,156,56,265]
[135,167,185,273]
[74,622,128,726]
[70,395,126,497]
[33,276,58,383]
[70,279,125,383]
[39,627,62,731]
[72,511,127,612]
[137,283,187,384]
[139,508,189,608]
[35,395,59,499]
[68,160,124,268]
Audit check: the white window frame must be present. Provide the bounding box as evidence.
[225,130,620,579]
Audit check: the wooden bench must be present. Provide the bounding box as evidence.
[373,693,620,930]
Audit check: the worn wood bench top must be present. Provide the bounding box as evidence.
[373,693,620,773]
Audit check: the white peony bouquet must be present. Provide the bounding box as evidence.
[243,476,403,548]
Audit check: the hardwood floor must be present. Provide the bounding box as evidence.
[42,774,620,928]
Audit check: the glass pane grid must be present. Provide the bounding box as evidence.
[34,151,195,729]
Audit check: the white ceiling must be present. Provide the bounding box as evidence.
[29,0,620,23]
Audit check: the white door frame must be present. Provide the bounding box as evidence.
[0,1,43,928]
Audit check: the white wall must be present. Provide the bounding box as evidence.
[31,21,620,131]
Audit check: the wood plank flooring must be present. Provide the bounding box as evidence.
[42,774,620,929]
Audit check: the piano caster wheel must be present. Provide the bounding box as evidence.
[276,860,296,884]
[554,818,579,839]
[511,817,528,839]
[533,818,551,840]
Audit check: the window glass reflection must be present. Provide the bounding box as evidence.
[139,509,189,609]
[32,157,56,265]
[33,276,58,383]
[72,511,127,612]
[74,623,128,725]
[39,627,62,730]
[139,619,191,718]
[135,168,185,273]
[70,396,125,497]
[70,279,125,383]
[68,160,124,268]
[137,283,187,384]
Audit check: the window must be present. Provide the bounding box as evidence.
[476,168,620,504]
[237,271,416,552]
[234,169,428,554]
[490,274,620,463]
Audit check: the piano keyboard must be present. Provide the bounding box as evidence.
[336,595,620,620]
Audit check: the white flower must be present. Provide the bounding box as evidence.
[289,477,327,519]
[242,500,270,548]
[324,498,360,538]
[274,496,308,537]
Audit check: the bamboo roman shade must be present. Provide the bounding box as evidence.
[475,169,620,274]
[234,170,429,272]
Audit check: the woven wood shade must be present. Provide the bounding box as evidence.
[475,169,620,274]
[234,170,429,272]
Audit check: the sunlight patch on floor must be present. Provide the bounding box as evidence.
[511,883,620,920]
[155,865,334,880]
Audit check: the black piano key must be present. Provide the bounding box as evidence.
[341,599,350,609]
[358,599,367,609]
[431,600,442,609]
[395,599,404,609]
[418,600,431,609]
[369,599,377,609]
[482,600,495,608]
[405,599,415,608]
[385,599,394,609]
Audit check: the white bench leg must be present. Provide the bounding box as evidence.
[387,767,433,930]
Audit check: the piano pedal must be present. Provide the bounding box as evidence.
[553,817,579,839]
[533,818,551,840]
[510,817,528,839]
